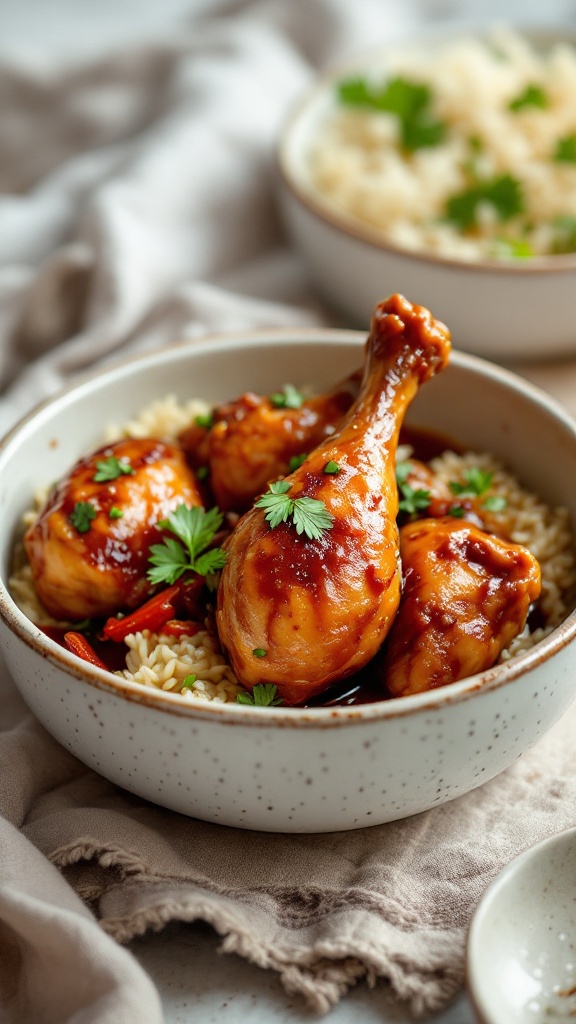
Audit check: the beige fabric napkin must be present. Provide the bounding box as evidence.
[2,1,576,1022]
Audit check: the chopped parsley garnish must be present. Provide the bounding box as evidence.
[398,484,432,516]
[252,648,267,658]
[109,506,124,519]
[444,173,524,231]
[93,457,135,482]
[337,74,446,153]
[448,505,466,518]
[289,453,308,471]
[269,384,305,410]
[323,461,340,475]
[70,501,97,533]
[395,462,431,516]
[508,83,547,112]
[449,467,493,497]
[255,480,334,540]
[236,683,283,707]
[196,465,210,481]
[182,674,197,689]
[195,413,214,430]
[554,134,576,164]
[147,504,228,586]
[449,468,507,513]
[481,495,507,512]
[550,215,576,254]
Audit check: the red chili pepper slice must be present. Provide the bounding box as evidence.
[102,583,182,642]
[64,631,108,670]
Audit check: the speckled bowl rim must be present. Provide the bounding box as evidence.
[465,824,576,1024]
[1,327,576,729]
[277,25,576,277]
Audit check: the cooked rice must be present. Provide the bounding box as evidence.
[308,29,576,260]
[9,395,576,704]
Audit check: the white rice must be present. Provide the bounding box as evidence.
[308,30,576,260]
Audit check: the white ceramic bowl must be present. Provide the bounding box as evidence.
[467,826,576,1023]
[277,30,576,361]
[1,328,576,832]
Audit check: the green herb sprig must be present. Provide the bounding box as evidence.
[449,467,507,514]
[444,173,524,231]
[395,462,432,516]
[508,83,547,112]
[255,481,334,540]
[70,501,97,533]
[554,134,576,164]
[337,75,446,152]
[147,504,228,586]
[93,457,135,483]
[236,683,283,707]
[269,384,305,410]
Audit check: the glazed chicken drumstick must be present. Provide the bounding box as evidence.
[382,516,542,697]
[216,294,451,705]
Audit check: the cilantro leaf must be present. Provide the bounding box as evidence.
[482,495,507,513]
[269,384,305,409]
[289,453,308,471]
[195,413,214,429]
[147,537,190,586]
[323,461,340,474]
[109,506,124,519]
[182,674,197,689]
[93,457,135,483]
[448,504,466,518]
[554,134,576,164]
[395,463,431,516]
[509,83,547,112]
[448,468,507,514]
[337,74,446,153]
[147,504,227,586]
[70,501,97,533]
[449,467,493,497]
[236,683,283,707]
[398,485,432,516]
[444,173,524,231]
[256,480,293,529]
[254,481,334,541]
[292,496,335,540]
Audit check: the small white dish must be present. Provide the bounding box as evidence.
[467,827,576,1023]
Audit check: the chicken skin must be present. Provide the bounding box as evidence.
[25,438,202,621]
[179,373,360,512]
[382,516,542,697]
[216,294,451,705]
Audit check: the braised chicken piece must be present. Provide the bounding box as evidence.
[179,373,360,512]
[216,294,451,705]
[382,516,542,697]
[25,438,202,621]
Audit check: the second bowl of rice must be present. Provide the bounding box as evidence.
[278,26,576,360]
